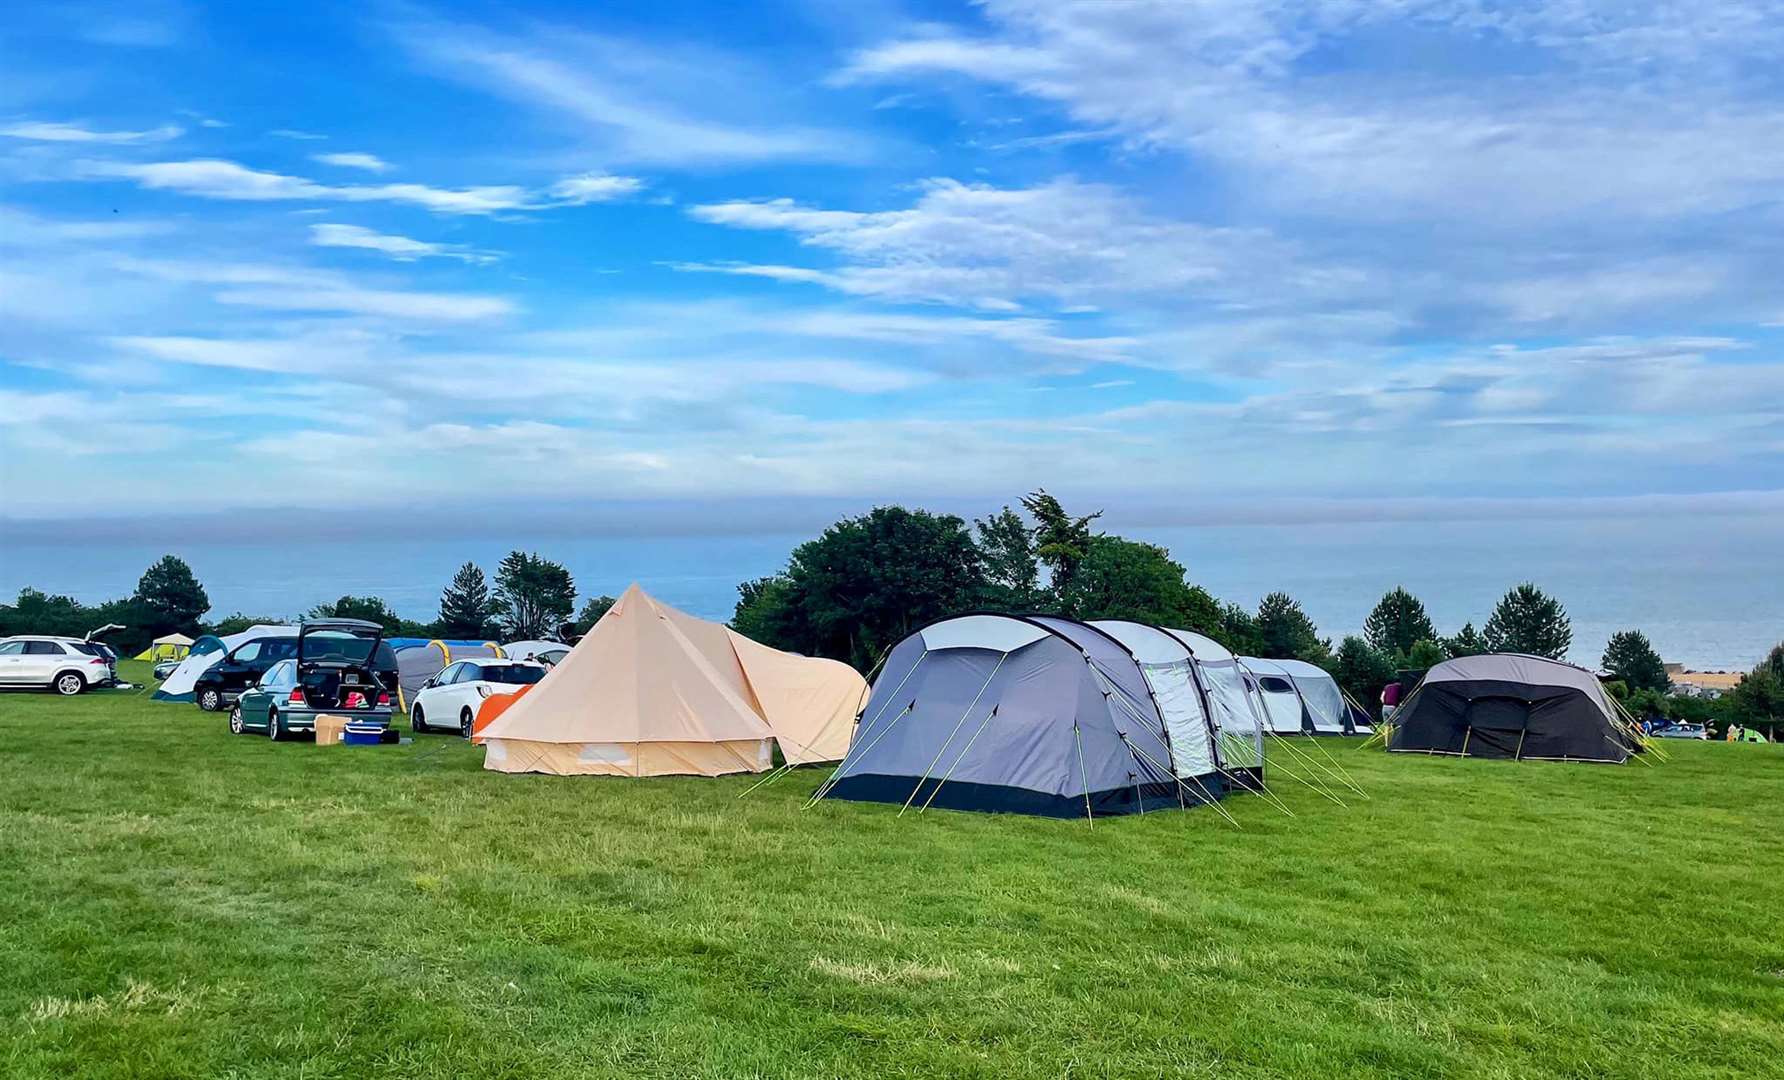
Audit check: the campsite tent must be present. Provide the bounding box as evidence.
[1273,659,1350,735]
[478,585,866,776]
[152,625,296,701]
[134,633,194,662]
[391,639,504,712]
[1160,629,1267,776]
[1087,620,1221,781]
[1242,657,1318,735]
[821,614,1230,817]
[1386,653,1637,763]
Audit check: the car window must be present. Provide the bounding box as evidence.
[264,640,299,662]
[0,641,26,655]
[461,663,482,682]
[261,660,297,688]
[481,664,546,685]
[303,631,378,662]
[232,642,262,663]
[25,641,66,655]
[68,642,103,656]
[437,663,462,685]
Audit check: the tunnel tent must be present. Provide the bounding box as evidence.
[391,639,505,712]
[152,625,296,701]
[1087,619,1223,781]
[1273,659,1350,735]
[1241,657,1319,735]
[1386,653,1639,763]
[134,633,194,662]
[819,613,1228,818]
[478,585,866,776]
[1159,627,1268,776]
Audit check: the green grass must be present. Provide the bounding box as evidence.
[2,660,1781,1079]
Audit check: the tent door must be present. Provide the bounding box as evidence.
[1461,696,1529,758]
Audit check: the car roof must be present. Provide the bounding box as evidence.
[466,658,545,668]
[301,618,384,632]
[3,635,79,643]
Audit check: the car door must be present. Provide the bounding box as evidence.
[443,662,481,723]
[420,662,463,720]
[250,661,297,730]
[0,641,27,683]
[23,641,68,684]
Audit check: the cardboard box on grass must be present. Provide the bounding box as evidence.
[313,714,350,746]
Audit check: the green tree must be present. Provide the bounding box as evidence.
[437,562,499,639]
[1447,621,1488,657]
[492,551,577,641]
[974,505,1040,611]
[1333,635,1395,711]
[1400,638,1450,671]
[307,595,428,636]
[1218,602,1261,655]
[1022,489,1100,603]
[1482,583,1572,660]
[1726,642,1784,739]
[134,555,210,631]
[1363,587,1438,655]
[1254,591,1330,663]
[1601,630,1670,693]
[575,594,618,635]
[730,506,984,669]
[1055,535,1223,631]
[0,588,93,639]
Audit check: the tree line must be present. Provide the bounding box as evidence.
[0,552,618,655]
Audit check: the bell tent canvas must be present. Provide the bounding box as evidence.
[1386,653,1639,763]
[477,585,867,777]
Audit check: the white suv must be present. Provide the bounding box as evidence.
[0,636,117,695]
[410,659,548,737]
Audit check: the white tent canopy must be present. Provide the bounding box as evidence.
[153,625,296,702]
[1274,658,1350,734]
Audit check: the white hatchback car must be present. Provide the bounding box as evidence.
[409,659,548,737]
[0,636,116,695]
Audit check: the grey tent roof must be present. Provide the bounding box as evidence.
[1389,653,1632,763]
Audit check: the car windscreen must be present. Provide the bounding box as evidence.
[479,664,546,685]
[301,631,380,663]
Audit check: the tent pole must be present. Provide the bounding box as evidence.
[1074,723,1094,827]
[1460,726,1472,758]
[918,705,999,813]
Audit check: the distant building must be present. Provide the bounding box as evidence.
[1665,663,1743,699]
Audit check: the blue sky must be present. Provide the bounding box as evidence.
[2,0,1781,523]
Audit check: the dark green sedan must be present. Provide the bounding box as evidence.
[228,659,392,740]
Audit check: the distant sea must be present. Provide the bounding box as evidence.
[2,514,1777,671]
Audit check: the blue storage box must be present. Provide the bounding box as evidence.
[341,722,386,746]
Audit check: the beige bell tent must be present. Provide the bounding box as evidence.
[478,584,867,777]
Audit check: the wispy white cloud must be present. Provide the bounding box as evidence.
[267,128,326,140]
[1,120,182,143]
[308,223,498,265]
[549,173,645,204]
[80,158,643,215]
[311,151,390,173]
[391,16,876,166]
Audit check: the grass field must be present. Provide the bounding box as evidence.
[2,660,1781,1079]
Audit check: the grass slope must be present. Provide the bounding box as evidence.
[2,661,1781,1079]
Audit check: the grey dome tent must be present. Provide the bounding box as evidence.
[820,614,1233,818]
[1386,654,1639,763]
[1160,628,1269,775]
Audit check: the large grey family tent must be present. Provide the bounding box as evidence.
[1161,629,1269,774]
[1386,654,1638,763]
[1274,659,1352,735]
[389,639,504,711]
[1091,620,1265,782]
[153,625,295,701]
[1242,657,1323,735]
[821,614,1238,818]
[478,585,867,776]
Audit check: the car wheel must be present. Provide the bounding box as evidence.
[53,671,85,696]
[411,704,427,733]
[229,704,244,734]
[460,708,474,739]
[197,688,221,712]
[268,708,283,741]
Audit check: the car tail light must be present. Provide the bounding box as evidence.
[376,691,390,706]
[287,688,306,704]
[89,657,107,665]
